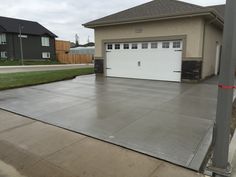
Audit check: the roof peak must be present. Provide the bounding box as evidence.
[84,0,225,28]
[0,16,57,37]
[167,0,204,8]
[0,16,37,24]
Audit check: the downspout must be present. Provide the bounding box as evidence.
[201,14,218,79]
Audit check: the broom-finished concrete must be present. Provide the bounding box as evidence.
[0,75,218,170]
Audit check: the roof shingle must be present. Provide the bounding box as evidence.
[84,0,225,28]
[207,5,225,18]
[0,16,57,37]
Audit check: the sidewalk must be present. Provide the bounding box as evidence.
[0,64,94,73]
[230,132,236,177]
[0,109,204,177]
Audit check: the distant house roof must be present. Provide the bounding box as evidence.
[84,0,225,28]
[70,46,95,55]
[71,42,95,48]
[79,42,95,47]
[0,16,57,37]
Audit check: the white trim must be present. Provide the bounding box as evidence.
[215,43,221,75]
[0,34,6,45]
[18,34,28,38]
[41,37,50,47]
[42,52,50,59]
[0,51,7,59]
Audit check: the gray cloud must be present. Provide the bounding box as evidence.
[0,0,226,43]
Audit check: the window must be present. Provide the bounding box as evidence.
[131,43,138,49]
[123,44,129,49]
[41,37,50,47]
[42,52,50,59]
[0,51,7,59]
[0,34,6,45]
[115,44,120,50]
[107,44,113,50]
[151,42,158,49]
[162,42,170,48]
[142,43,148,49]
[173,41,181,48]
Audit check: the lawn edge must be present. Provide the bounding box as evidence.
[0,72,94,91]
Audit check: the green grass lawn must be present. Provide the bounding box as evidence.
[0,68,94,90]
[0,60,61,66]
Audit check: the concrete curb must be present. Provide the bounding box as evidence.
[0,64,94,74]
[0,64,94,69]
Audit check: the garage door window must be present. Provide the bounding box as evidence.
[124,44,129,49]
[115,44,120,50]
[173,41,181,48]
[132,44,138,49]
[162,42,170,48]
[151,42,158,49]
[142,43,148,49]
[107,44,113,50]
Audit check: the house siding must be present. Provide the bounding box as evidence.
[95,17,205,59]
[202,22,223,79]
[0,33,56,60]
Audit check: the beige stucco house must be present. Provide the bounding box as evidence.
[84,0,225,82]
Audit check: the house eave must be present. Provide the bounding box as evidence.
[83,11,224,28]
[3,31,57,38]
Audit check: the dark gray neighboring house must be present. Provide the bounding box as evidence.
[0,16,57,60]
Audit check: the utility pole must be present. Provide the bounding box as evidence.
[19,24,24,65]
[87,36,90,43]
[75,34,79,47]
[210,0,236,176]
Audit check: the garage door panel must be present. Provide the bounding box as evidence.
[106,41,182,82]
[107,51,141,78]
[141,50,182,81]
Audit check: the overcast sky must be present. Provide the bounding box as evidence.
[0,0,226,44]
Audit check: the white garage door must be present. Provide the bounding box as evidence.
[106,41,183,82]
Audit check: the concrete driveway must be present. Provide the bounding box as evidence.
[0,64,94,73]
[0,75,218,171]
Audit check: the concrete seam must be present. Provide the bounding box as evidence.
[22,158,80,177]
[187,124,213,167]
[42,136,88,158]
[147,162,165,177]
[0,121,36,134]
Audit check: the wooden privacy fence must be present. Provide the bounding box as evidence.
[57,53,93,64]
[55,40,71,52]
[55,40,93,64]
